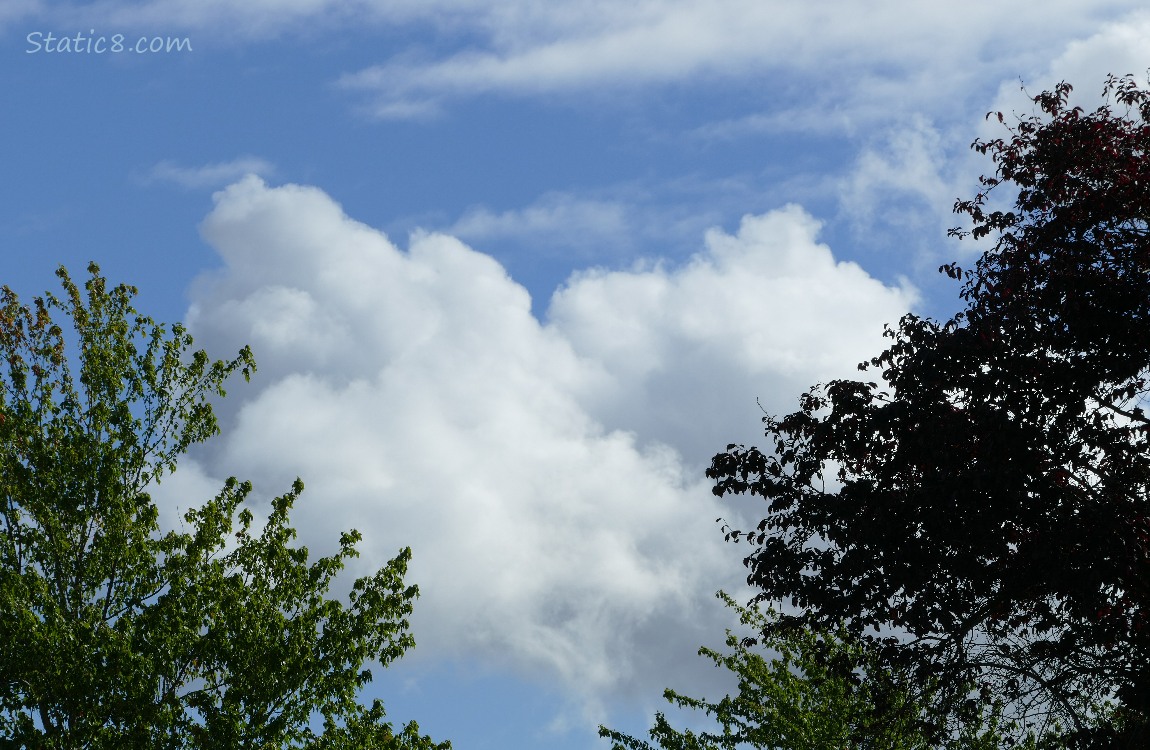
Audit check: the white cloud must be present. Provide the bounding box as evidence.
[158,176,916,718]
[332,2,1146,121]
[0,0,41,27]
[548,204,918,467]
[1053,13,1150,82]
[180,177,735,705]
[145,156,275,189]
[931,10,1150,270]
[984,10,1150,122]
[26,1,1147,126]
[34,0,369,37]
[838,116,949,228]
[449,192,630,256]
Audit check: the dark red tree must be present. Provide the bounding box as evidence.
[709,76,1150,747]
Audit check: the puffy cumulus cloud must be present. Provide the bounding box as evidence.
[179,176,731,707]
[165,176,914,715]
[547,204,918,469]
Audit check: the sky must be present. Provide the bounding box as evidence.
[4,2,1150,748]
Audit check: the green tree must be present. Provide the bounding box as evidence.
[599,592,1019,750]
[0,263,448,749]
[708,76,1150,747]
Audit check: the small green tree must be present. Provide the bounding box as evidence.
[0,263,447,749]
[599,592,1023,750]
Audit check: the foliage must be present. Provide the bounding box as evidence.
[0,263,448,749]
[707,75,1150,747]
[599,592,1020,750]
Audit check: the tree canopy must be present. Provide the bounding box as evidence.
[599,592,1018,750]
[708,75,1150,747]
[0,263,447,749]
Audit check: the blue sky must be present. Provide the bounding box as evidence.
[5,3,1150,748]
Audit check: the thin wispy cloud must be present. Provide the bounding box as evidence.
[332,1,1143,121]
[450,193,630,257]
[0,0,41,26]
[23,0,1143,126]
[145,157,275,189]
